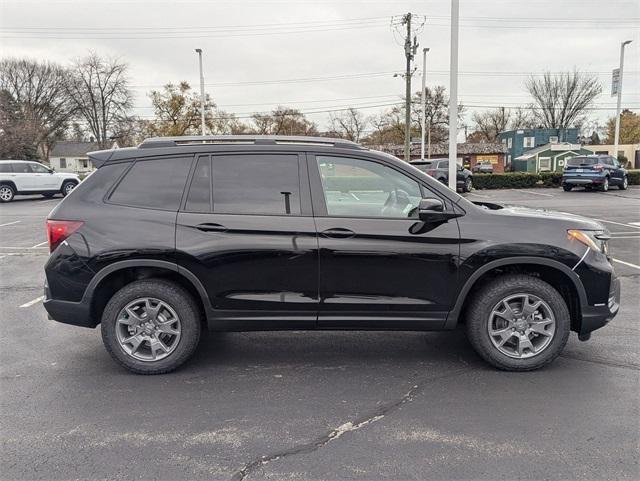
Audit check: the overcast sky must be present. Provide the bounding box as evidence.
[1,0,639,136]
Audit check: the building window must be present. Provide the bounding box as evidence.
[60,158,66,169]
[539,157,551,171]
[507,138,513,149]
[81,159,88,168]
[549,136,559,143]
[523,136,535,148]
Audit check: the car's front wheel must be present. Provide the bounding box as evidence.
[61,180,77,196]
[619,176,628,190]
[101,279,201,374]
[465,274,570,371]
[463,177,473,193]
[0,184,15,202]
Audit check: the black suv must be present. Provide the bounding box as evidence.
[44,136,620,374]
[410,159,473,192]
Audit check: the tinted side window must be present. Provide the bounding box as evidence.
[212,154,300,215]
[12,163,31,173]
[185,156,212,212]
[109,157,190,210]
[0,163,12,173]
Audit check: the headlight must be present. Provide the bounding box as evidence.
[567,229,610,255]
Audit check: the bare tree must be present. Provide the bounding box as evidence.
[328,107,367,142]
[0,58,77,158]
[471,107,536,142]
[67,53,133,148]
[526,70,602,133]
[250,106,317,135]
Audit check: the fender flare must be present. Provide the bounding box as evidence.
[444,256,588,329]
[82,259,213,311]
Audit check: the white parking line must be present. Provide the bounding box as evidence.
[516,190,555,198]
[612,258,640,270]
[31,241,48,248]
[609,236,640,239]
[630,222,640,227]
[595,219,640,229]
[0,220,21,227]
[19,296,44,308]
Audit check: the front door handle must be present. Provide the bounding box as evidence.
[195,223,228,233]
[320,227,356,239]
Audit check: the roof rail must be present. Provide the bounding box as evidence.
[138,135,364,150]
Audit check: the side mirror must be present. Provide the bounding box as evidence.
[418,198,445,222]
[48,169,55,174]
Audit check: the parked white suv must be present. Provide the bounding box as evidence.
[0,160,80,202]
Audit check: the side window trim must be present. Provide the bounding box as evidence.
[308,153,444,220]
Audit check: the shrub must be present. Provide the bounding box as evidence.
[628,170,640,185]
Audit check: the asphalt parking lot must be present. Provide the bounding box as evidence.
[1,188,639,481]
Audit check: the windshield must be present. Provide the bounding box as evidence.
[567,157,597,166]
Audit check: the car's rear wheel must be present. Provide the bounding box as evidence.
[562,184,572,192]
[619,176,628,190]
[465,274,570,371]
[61,180,77,196]
[101,279,201,374]
[599,177,609,192]
[0,184,15,202]
[463,177,473,193]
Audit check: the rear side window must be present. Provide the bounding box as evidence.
[11,163,31,173]
[185,156,212,212]
[212,154,300,215]
[0,163,12,173]
[109,157,190,210]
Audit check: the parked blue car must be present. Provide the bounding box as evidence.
[562,155,628,192]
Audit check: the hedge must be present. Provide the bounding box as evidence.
[473,170,640,190]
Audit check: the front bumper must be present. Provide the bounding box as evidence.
[579,274,620,336]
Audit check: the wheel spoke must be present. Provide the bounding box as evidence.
[517,334,535,356]
[145,299,161,321]
[522,296,542,318]
[529,319,554,337]
[156,321,179,336]
[122,334,145,354]
[490,327,515,347]
[149,337,169,359]
[497,302,516,322]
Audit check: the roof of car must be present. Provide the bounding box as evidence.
[88,135,368,167]
[0,159,41,163]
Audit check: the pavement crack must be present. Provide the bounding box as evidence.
[560,353,640,371]
[229,367,470,481]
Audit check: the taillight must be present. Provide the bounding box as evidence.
[427,169,436,176]
[593,164,604,171]
[46,220,83,253]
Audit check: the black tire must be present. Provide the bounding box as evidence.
[619,176,628,190]
[0,184,15,202]
[42,193,56,198]
[562,184,572,192]
[463,177,473,193]
[599,177,609,192]
[61,180,77,197]
[465,274,570,371]
[101,279,201,374]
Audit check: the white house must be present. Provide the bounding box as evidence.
[49,141,118,174]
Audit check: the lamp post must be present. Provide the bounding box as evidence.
[420,47,430,160]
[447,0,459,190]
[613,40,632,160]
[195,48,206,136]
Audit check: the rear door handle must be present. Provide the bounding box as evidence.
[195,223,228,233]
[320,227,356,239]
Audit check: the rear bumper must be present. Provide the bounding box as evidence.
[579,275,620,336]
[42,281,97,328]
[562,175,605,185]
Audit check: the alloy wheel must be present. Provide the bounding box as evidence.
[0,186,12,201]
[64,183,75,195]
[487,293,556,359]
[115,297,182,362]
[602,178,609,191]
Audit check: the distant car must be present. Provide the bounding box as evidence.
[562,155,628,192]
[472,163,494,174]
[411,159,473,193]
[0,160,80,202]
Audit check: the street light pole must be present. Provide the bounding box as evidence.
[195,48,206,136]
[614,40,632,160]
[420,47,430,160]
[448,0,459,190]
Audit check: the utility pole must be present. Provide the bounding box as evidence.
[614,40,632,159]
[420,47,430,160]
[195,48,206,136]
[448,0,459,190]
[402,13,418,162]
